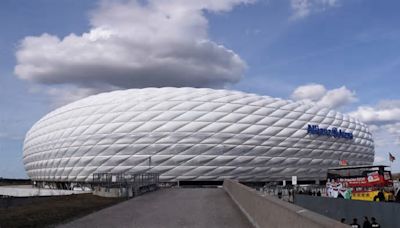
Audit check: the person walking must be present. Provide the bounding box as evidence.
[350,218,361,228]
[362,216,371,228]
[371,217,381,228]
[377,190,385,202]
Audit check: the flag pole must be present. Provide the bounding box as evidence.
[389,152,395,171]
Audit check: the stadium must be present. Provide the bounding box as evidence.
[23,87,374,185]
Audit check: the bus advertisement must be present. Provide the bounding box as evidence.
[326,165,395,201]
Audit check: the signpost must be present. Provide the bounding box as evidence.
[292,176,297,185]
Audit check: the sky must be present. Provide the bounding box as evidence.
[1,0,400,178]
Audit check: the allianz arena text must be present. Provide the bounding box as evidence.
[23,88,374,183]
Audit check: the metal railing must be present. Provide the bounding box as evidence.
[259,184,327,203]
[92,172,160,197]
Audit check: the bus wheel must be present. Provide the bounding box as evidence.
[373,196,379,201]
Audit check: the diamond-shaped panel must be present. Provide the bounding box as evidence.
[23,87,374,182]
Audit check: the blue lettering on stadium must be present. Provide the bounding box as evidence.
[307,124,353,140]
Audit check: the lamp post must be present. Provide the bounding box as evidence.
[148,156,152,170]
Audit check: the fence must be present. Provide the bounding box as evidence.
[259,184,327,203]
[92,172,160,198]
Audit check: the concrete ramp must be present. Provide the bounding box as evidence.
[224,180,347,228]
[59,188,252,228]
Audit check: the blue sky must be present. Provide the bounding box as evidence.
[1,0,400,178]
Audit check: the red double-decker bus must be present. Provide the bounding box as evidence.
[326,165,395,201]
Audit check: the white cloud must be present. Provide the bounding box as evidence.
[291,83,326,101]
[374,155,385,163]
[15,0,252,105]
[46,86,114,108]
[349,100,400,125]
[317,86,357,109]
[291,83,357,109]
[350,100,400,148]
[290,0,339,19]
[370,126,398,147]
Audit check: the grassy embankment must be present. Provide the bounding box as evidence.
[0,178,31,186]
[0,194,124,228]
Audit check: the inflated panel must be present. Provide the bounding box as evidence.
[23,88,374,182]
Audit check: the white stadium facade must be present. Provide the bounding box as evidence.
[23,87,374,184]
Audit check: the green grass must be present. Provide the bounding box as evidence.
[0,194,125,228]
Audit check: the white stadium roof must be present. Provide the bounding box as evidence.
[23,87,374,182]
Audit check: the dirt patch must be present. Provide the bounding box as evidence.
[0,194,124,228]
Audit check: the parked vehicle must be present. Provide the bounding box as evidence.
[326,165,395,201]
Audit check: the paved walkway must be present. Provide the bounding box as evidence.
[59,188,252,228]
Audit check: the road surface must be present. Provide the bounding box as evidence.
[59,188,252,228]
